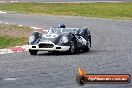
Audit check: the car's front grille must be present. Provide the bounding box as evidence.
[38,43,54,48]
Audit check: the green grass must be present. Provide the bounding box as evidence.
[0,3,132,19]
[0,36,27,48]
[0,24,31,48]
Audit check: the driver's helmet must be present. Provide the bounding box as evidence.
[58,24,65,28]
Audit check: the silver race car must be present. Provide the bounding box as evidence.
[28,24,91,55]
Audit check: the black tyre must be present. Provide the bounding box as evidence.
[29,49,38,55]
[68,40,77,54]
[89,35,91,47]
[84,42,90,52]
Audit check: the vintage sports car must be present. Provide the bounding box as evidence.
[28,24,91,55]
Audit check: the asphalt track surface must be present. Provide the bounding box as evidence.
[0,13,132,88]
[0,0,132,3]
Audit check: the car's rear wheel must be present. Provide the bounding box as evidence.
[84,41,90,52]
[89,35,91,47]
[29,49,38,55]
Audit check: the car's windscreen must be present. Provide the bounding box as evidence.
[48,28,61,34]
[48,28,78,34]
[62,28,78,33]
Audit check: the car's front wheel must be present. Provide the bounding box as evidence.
[29,49,38,55]
[68,40,77,54]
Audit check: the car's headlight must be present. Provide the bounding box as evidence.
[60,36,68,43]
[29,36,35,44]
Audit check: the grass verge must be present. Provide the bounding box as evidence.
[0,24,31,48]
[0,3,132,19]
[0,36,27,48]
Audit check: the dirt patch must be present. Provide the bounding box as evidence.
[0,24,32,37]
